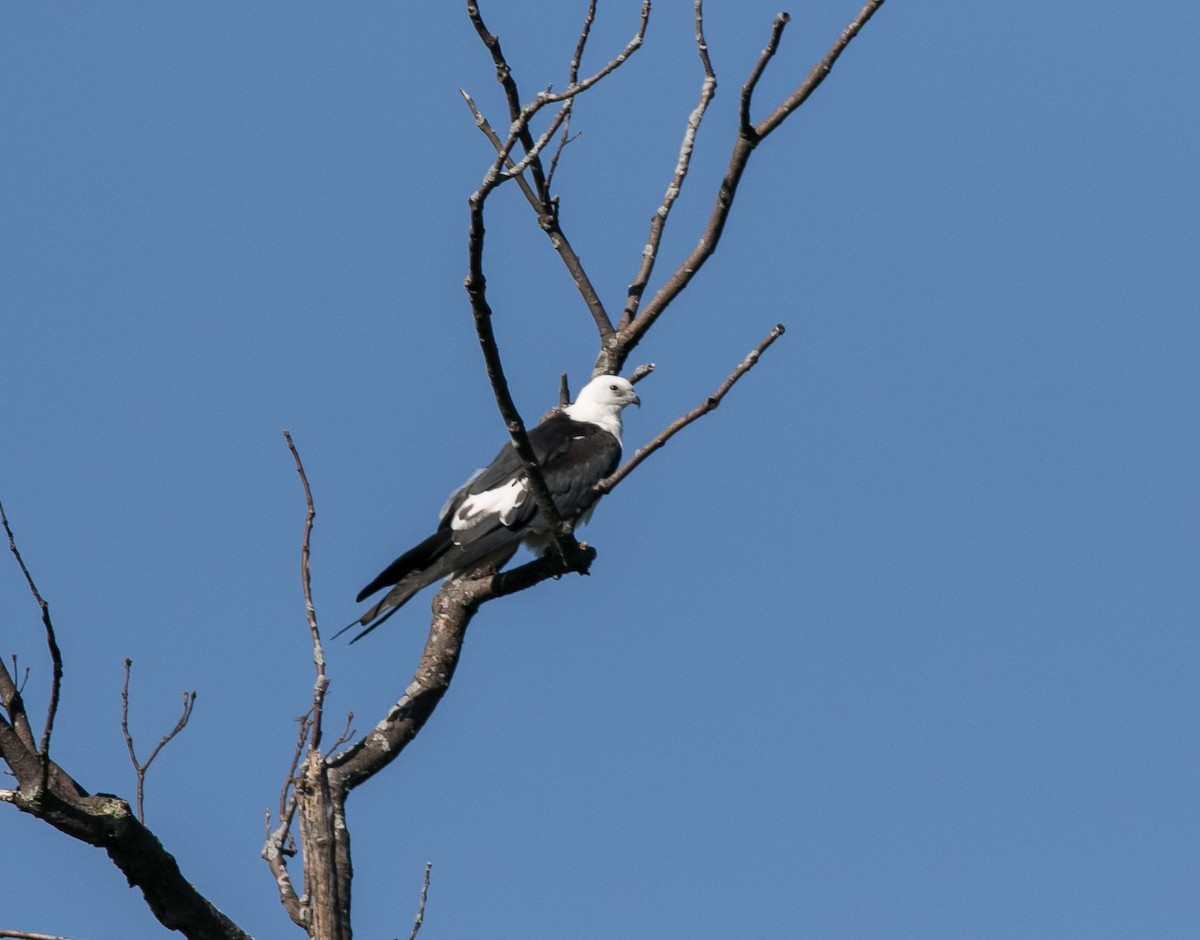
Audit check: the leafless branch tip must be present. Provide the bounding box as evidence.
[599,324,785,494]
[0,500,63,768]
[408,862,433,940]
[120,658,197,824]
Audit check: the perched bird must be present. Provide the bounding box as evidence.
[341,374,640,642]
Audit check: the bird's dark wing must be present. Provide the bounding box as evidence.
[440,414,618,543]
[536,420,622,522]
[441,413,579,516]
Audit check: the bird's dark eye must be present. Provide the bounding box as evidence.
[609,384,618,391]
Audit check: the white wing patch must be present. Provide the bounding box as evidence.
[451,476,529,538]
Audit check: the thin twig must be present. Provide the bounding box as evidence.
[261,709,309,925]
[597,324,785,494]
[619,0,718,331]
[11,657,29,694]
[499,102,574,181]
[491,1,650,125]
[567,1,598,90]
[282,712,312,823]
[740,12,790,138]
[120,658,197,824]
[0,654,36,753]
[0,930,81,940]
[407,862,433,940]
[627,362,657,385]
[0,501,62,775]
[283,430,328,751]
[324,712,356,758]
[757,0,887,138]
[262,800,304,926]
[545,0,597,193]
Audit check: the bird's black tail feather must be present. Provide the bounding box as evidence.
[332,603,405,644]
[355,529,453,602]
[340,526,524,642]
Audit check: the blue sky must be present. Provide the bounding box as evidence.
[2,2,1197,938]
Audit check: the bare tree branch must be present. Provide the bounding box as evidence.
[0,501,62,776]
[263,803,305,928]
[324,712,356,758]
[0,656,37,754]
[327,541,592,793]
[326,578,478,790]
[547,0,597,194]
[627,362,657,385]
[598,324,785,494]
[460,89,614,343]
[8,783,250,939]
[0,930,81,940]
[465,0,651,345]
[619,0,718,332]
[739,12,789,138]
[469,5,648,180]
[271,431,360,936]
[3,6,890,937]
[466,1,549,193]
[612,0,887,370]
[757,0,887,138]
[545,0,597,193]
[1,511,249,937]
[120,658,197,824]
[407,862,433,940]
[284,430,329,750]
[262,716,305,928]
[260,435,327,927]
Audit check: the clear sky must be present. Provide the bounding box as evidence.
[2,2,1197,938]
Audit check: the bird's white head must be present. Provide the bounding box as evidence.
[564,375,640,444]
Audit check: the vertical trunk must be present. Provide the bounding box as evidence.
[298,751,352,939]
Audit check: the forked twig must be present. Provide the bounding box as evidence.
[1,655,36,753]
[120,658,197,824]
[0,501,63,786]
[615,0,888,368]
[740,12,790,137]
[758,0,887,137]
[323,712,356,758]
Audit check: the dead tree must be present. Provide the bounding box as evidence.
[0,3,888,938]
